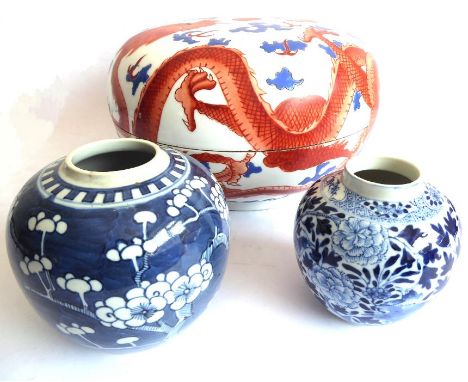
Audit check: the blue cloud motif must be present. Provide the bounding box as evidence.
[261,41,284,53]
[318,40,343,58]
[260,40,307,54]
[243,162,262,178]
[298,161,335,185]
[126,64,152,96]
[287,40,308,51]
[319,44,336,58]
[353,91,362,111]
[266,68,304,90]
[230,22,291,33]
[173,32,198,44]
[208,38,231,46]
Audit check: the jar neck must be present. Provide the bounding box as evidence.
[343,156,424,201]
[59,138,170,189]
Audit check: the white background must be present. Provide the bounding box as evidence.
[1,1,467,381]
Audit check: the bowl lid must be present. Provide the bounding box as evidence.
[109,18,377,152]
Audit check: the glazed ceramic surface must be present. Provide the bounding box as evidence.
[7,139,229,349]
[294,157,461,324]
[108,18,379,208]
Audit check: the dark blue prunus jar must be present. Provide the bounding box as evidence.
[7,138,230,350]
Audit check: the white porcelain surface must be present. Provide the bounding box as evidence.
[108,18,379,206]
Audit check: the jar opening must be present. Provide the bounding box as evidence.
[354,169,413,185]
[347,157,420,186]
[74,149,155,172]
[59,139,170,189]
[70,139,156,173]
[344,156,423,201]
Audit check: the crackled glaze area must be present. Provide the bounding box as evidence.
[7,140,229,349]
[294,170,461,324]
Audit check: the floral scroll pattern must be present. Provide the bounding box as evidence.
[332,218,389,265]
[295,174,461,324]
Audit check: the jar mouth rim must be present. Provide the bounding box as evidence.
[345,156,421,187]
[343,156,423,201]
[59,138,170,189]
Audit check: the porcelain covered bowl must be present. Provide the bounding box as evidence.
[108,18,379,208]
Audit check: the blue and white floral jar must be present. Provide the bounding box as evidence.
[294,156,461,324]
[7,138,229,349]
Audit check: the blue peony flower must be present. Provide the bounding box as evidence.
[365,286,391,302]
[332,218,389,265]
[308,265,359,308]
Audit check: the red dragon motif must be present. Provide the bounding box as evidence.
[111,23,378,199]
[110,19,218,134]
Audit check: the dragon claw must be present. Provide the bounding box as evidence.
[191,153,254,184]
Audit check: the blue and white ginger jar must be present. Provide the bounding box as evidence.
[7,138,230,349]
[294,156,461,324]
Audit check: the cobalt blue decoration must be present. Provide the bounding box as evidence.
[243,162,263,178]
[260,40,307,54]
[266,67,304,90]
[126,63,152,96]
[207,37,231,46]
[7,138,230,349]
[173,31,199,44]
[294,157,461,324]
[229,22,292,33]
[298,161,336,185]
[353,91,362,111]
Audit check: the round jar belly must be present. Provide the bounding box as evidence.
[108,18,379,209]
[7,138,230,349]
[294,156,461,324]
